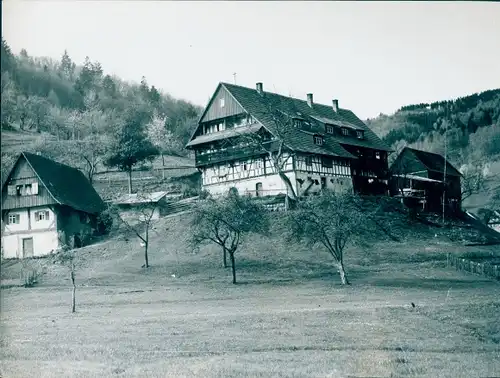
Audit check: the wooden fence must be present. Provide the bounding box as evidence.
[447,253,500,280]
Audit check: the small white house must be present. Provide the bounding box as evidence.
[1,152,106,259]
[111,191,182,224]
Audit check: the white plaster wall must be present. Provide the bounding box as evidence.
[117,207,161,227]
[295,172,354,195]
[30,207,57,230]
[2,230,59,259]
[204,172,296,197]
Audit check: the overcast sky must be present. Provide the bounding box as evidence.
[3,1,500,119]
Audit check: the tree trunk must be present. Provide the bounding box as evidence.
[128,168,133,194]
[337,261,350,285]
[161,153,165,180]
[144,229,149,268]
[229,251,237,284]
[222,246,228,268]
[277,170,297,200]
[71,269,76,313]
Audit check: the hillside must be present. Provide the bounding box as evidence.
[1,38,202,186]
[2,211,499,377]
[366,88,500,213]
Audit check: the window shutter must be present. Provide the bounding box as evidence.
[7,185,15,195]
[32,182,39,195]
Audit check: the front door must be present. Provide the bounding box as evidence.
[256,182,263,197]
[22,237,34,258]
[320,177,327,190]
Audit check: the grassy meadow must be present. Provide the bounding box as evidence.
[1,214,499,378]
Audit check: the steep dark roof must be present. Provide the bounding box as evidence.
[406,148,462,177]
[218,83,392,157]
[13,152,105,214]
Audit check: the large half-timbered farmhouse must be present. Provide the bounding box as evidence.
[186,82,392,197]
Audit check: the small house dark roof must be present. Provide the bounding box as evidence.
[405,148,462,177]
[188,82,391,159]
[5,152,106,214]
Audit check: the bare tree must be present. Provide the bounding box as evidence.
[146,110,178,179]
[189,191,269,284]
[460,164,487,202]
[109,194,160,268]
[53,244,79,313]
[232,99,303,207]
[285,191,365,285]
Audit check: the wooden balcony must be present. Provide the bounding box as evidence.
[195,146,266,166]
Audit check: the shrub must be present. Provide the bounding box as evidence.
[95,208,114,235]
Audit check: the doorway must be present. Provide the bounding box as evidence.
[22,237,34,258]
[256,182,263,197]
[320,177,327,190]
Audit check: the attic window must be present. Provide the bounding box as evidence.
[356,130,364,139]
[314,136,324,146]
[326,125,334,134]
[341,128,349,136]
[375,151,381,160]
[220,98,225,108]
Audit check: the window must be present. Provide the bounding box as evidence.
[16,186,22,196]
[305,156,313,167]
[220,98,225,108]
[321,156,333,168]
[7,185,16,196]
[25,184,32,195]
[243,164,247,171]
[375,151,381,160]
[35,211,50,222]
[341,128,349,136]
[326,125,334,134]
[8,214,20,224]
[314,136,324,146]
[356,130,364,139]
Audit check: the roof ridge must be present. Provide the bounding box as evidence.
[222,82,346,112]
[22,151,83,174]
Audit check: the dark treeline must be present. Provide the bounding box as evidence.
[366,88,500,166]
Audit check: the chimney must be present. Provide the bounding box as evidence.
[307,93,314,108]
[332,99,339,113]
[256,82,263,94]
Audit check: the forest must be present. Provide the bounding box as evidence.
[1,38,202,183]
[366,89,500,167]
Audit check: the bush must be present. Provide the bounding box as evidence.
[20,258,45,287]
[95,208,114,235]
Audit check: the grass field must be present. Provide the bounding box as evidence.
[1,215,499,378]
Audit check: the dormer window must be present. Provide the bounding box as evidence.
[341,128,349,136]
[356,130,364,139]
[325,125,334,134]
[314,135,324,146]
